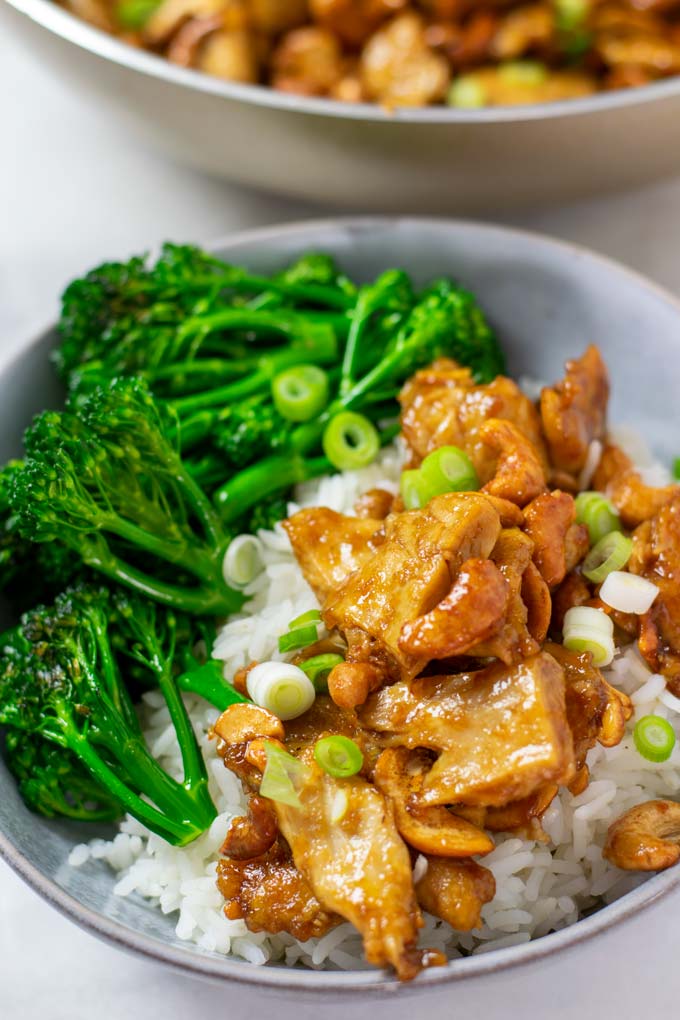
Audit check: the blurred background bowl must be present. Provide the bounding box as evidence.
[2,217,680,995]
[4,0,680,213]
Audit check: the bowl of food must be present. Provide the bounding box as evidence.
[2,216,680,996]
[4,0,680,211]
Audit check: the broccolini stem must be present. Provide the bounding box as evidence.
[153,655,213,801]
[177,659,248,711]
[70,732,210,845]
[183,267,354,310]
[213,454,332,524]
[83,546,243,616]
[95,513,218,582]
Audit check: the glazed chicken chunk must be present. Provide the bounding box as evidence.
[359,651,576,806]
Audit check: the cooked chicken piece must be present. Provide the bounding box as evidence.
[466,528,540,665]
[374,748,494,857]
[271,26,345,95]
[540,346,609,484]
[483,784,558,839]
[522,560,552,644]
[483,495,525,528]
[197,27,260,80]
[425,10,499,70]
[490,2,553,58]
[250,0,308,34]
[310,0,405,47]
[359,651,575,807]
[283,507,384,603]
[354,487,396,520]
[273,760,427,980]
[399,360,548,480]
[545,642,609,770]
[523,491,589,588]
[143,0,231,43]
[604,800,680,871]
[629,494,680,690]
[360,11,451,107]
[399,557,510,660]
[478,417,547,507]
[283,695,364,754]
[222,794,278,860]
[323,493,502,691]
[592,443,678,528]
[217,839,340,939]
[415,857,496,932]
[551,571,592,634]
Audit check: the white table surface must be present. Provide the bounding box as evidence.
[3,19,680,1019]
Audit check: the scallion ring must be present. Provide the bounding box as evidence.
[599,571,660,615]
[633,715,676,763]
[278,624,319,654]
[575,491,622,545]
[222,534,264,588]
[246,662,316,721]
[272,364,329,423]
[420,445,479,495]
[582,532,633,584]
[400,469,436,511]
[322,412,380,471]
[563,605,615,667]
[314,735,363,778]
[259,741,309,807]
[299,653,344,692]
[288,609,322,629]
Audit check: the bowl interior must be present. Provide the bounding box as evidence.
[1,217,680,995]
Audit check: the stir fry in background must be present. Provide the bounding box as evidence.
[55,0,680,107]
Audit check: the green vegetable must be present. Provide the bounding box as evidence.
[633,715,676,763]
[322,412,380,471]
[278,624,320,654]
[259,742,309,808]
[673,457,680,482]
[498,61,548,85]
[562,605,615,667]
[313,736,363,779]
[272,365,330,422]
[448,77,487,109]
[400,468,437,511]
[299,653,344,692]
[575,491,622,546]
[116,0,160,28]
[582,531,633,584]
[420,445,479,494]
[176,660,248,711]
[289,609,322,628]
[0,585,217,843]
[9,378,243,616]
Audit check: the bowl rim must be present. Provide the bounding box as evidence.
[2,214,680,995]
[7,0,680,125]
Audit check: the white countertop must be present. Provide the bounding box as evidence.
[3,19,680,1019]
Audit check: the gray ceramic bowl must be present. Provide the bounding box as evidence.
[4,0,680,213]
[1,218,680,997]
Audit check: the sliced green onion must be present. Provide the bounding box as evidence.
[278,624,319,653]
[260,742,309,807]
[498,60,548,85]
[420,445,479,495]
[554,0,589,31]
[563,605,615,667]
[582,531,633,584]
[288,609,322,629]
[313,735,363,778]
[322,412,380,471]
[222,534,264,588]
[299,653,344,692]
[272,364,329,423]
[599,571,659,615]
[329,787,349,823]
[575,491,622,545]
[400,468,436,511]
[633,715,676,763]
[116,0,160,29]
[448,76,487,109]
[246,662,316,721]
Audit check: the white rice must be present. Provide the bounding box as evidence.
[68,439,680,971]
